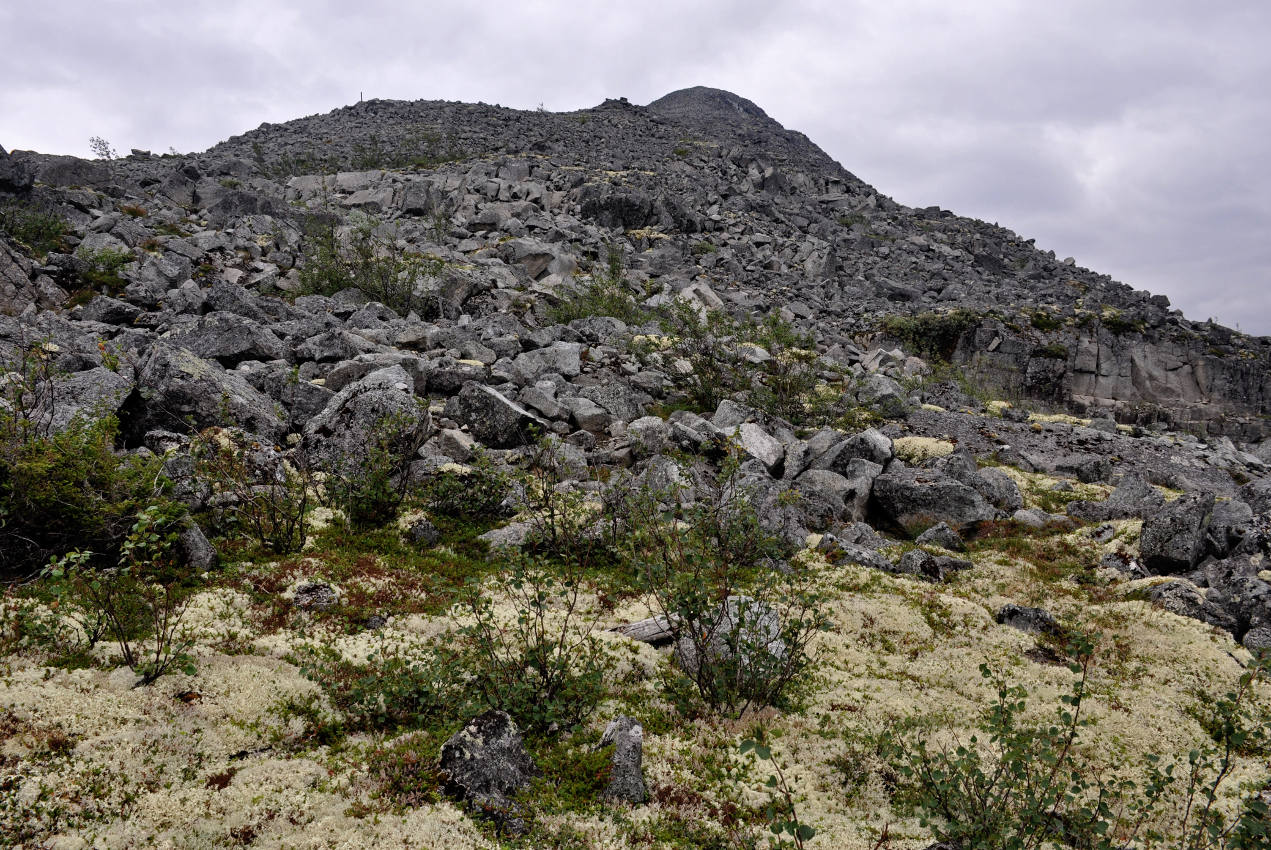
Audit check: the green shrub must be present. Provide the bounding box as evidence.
[323,410,429,531]
[0,413,170,576]
[44,503,198,686]
[190,428,311,554]
[0,202,70,257]
[546,243,656,325]
[76,247,134,294]
[745,314,823,424]
[296,644,455,735]
[1030,310,1064,332]
[454,555,610,735]
[642,305,838,425]
[623,453,826,717]
[739,735,816,849]
[422,447,512,520]
[887,639,1271,849]
[297,215,445,316]
[879,309,982,362]
[1032,342,1069,360]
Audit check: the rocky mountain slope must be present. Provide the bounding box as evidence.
[0,87,1268,848]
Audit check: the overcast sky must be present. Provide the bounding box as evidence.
[2,1,1268,334]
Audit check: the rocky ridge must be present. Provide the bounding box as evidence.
[1,87,1269,846]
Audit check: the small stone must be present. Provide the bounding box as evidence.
[598,716,646,804]
[293,581,337,610]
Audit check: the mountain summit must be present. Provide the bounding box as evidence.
[647,86,784,130]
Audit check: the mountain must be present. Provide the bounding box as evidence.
[0,88,1268,848]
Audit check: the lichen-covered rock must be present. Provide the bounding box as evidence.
[440,710,535,835]
[118,343,286,444]
[915,521,964,551]
[1068,472,1165,521]
[598,715,646,804]
[996,604,1060,636]
[303,364,430,472]
[444,381,543,449]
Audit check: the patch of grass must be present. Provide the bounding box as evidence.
[879,309,982,362]
[546,243,657,326]
[1029,309,1063,331]
[1032,341,1069,360]
[76,247,134,294]
[0,201,70,257]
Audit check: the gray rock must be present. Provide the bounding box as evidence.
[1243,626,1271,653]
[1205,499,1254,558]
[175,311,287,367]
[304,364,430,472]
[510,341,581,381]
[179,521,219,571]
[119,343,286,443]
[582,382,649,421]
[407,517,440,546]
[627,415,670,459]
[856,373,908,417]
[732,422,784,474]
[995,604,1060,636]
[293,581,338,610]
[598,716,646,804]
[76,295,141,326]
[835,427,894,468]
[978,467,1024,512]
[1140,493,1215,574]
[1068,473,1165,522]
[870,467,998,536]
[1149,580,1208,621]
[0,145,33,194]
[915,522,964,551]
[894,549,972,582]
[819,538,895,572]
[440,710,535,835]
[446,381,545,448]
[560,395,612,432]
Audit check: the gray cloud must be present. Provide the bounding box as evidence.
[2,0,1268,332]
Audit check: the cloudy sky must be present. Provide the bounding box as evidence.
[2,1,1268,333]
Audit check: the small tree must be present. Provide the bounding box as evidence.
[624,451,826,717]
[88,136,118,160]
[45,503,197,686]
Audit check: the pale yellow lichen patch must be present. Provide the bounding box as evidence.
[986,399,1013,416]
[989,464,1110,511]
[1030,411,1092,426]
[919,402,946,412]
[892,435,955,464]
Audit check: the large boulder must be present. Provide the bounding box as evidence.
[1140,493,1215,574]
[303,364,430,471]
[870,466,998,536]
[509,341,581,382]
[794,459,880,526]
[118,343,286,444]
[445,381,546,448]
[171,312,287,367]
[0,146,33,195]
[440,710,535,835]
[1067,473,1165,522]
[44,366,133,432]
